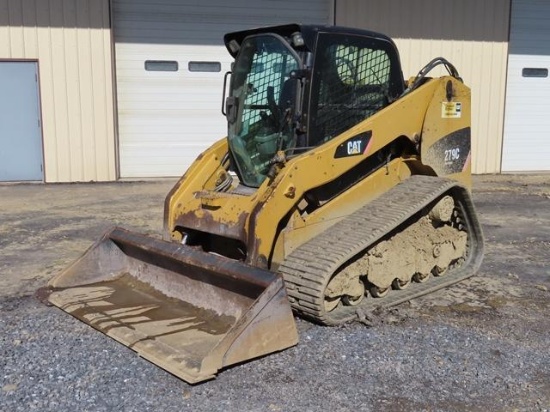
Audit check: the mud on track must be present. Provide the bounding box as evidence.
[1,175,549,411]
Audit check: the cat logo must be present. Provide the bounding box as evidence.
[334,131,372,158]
[347,140,362,155]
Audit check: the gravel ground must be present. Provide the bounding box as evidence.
[1,175,549,411]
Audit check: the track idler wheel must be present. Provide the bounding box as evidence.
[432,265,448,277]
[324,296,341,312]
[392,277,411,290]
[413,272,430,283]
[324,277,366,312]
[370,285,390,298]
[342,280,365,306]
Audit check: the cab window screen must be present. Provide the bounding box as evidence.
[309,33,403,146]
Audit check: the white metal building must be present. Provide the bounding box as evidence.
[0,0,548,182]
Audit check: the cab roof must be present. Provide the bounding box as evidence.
[223,23,397,57]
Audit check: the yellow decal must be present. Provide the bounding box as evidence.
[441,102,462,119]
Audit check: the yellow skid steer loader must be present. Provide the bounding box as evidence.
[42,24,484,384]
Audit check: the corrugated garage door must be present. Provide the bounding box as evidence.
[502,0,550,171]
[113,0,331,178]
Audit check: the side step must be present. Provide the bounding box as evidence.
[43,227,298,384]
[280,175,484,325]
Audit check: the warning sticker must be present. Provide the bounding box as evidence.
[441,102,462,118]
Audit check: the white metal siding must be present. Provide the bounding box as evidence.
[502,0,550,171]
[336,0,510,174]
[0,0,116,182]
[113,0,332,178]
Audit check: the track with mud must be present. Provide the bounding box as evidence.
[280,175,484,325]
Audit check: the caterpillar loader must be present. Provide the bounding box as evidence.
[42,24,484,384]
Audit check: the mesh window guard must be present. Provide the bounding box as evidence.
[241,53,297,127]
[312,39,393,144]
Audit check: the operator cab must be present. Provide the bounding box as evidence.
[223,24,405,187]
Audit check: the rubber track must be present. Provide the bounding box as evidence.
[278,175,484,325]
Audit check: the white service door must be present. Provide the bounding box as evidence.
[0,62,43,181]
[113,0,331,178]
[502,0,550,171]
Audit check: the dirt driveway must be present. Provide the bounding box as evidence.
[1,175,549,411]
[0,180,175,297]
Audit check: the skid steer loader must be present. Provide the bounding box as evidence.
[42,24,484,384]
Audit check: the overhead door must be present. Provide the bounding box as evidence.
[113,0,331,178]
[502,0,550,171]
[0,61,43,182]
